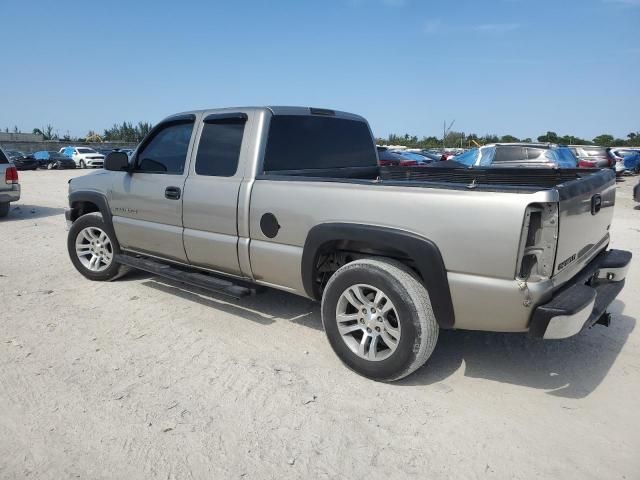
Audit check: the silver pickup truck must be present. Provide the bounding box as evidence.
[65,107,632,381]
[0,147,20,217]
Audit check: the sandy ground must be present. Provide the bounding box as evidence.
[1,169,639,480]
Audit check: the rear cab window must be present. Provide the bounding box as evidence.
[263,115,377,173]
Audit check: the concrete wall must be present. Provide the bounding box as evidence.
[0,141,138,154]
[0,132,45,142]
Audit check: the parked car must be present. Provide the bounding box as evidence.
[634,179,640,203]
[5,150,39,170]
[392,151,436,166]
[569,145,613,169]
[59,146,105,168]
[419,151,444,162]
[607,148,640,176]
[0,147,20,217]
[33,151,77,170]
[377,146,405,166]
[452,143,578,168]
[64,106,630,382]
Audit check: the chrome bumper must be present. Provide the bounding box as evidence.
[529,249,632,340]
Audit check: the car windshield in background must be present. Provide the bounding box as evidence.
[77,148,97,154]
[263,116,377,171]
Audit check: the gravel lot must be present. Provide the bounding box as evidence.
[1,169,639,479]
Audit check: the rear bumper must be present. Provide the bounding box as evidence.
[0,186,21,203]
[528,249,632,339]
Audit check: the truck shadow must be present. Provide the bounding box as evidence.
[0,204,65,221]
[138,277,633,398]
[141,278,320,328]
[401,300,634,398]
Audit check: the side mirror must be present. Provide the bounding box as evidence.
[104,151,130,171]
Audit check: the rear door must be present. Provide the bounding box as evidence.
[181,112,249,276]
[110,115,197,262]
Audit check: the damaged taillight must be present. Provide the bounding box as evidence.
[516,203,558,281]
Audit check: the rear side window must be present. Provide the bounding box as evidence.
[493,146,526,163]
[263,115,377,172]
[195,116,246,177]
[525,147,546,160]
[136,121,194,174]
[0,149,8,164]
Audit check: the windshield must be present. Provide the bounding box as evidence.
[454,148,480,166]
[77,148,97,154]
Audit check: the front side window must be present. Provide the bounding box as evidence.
[77,148,97,154]
[135,121,194,174]
[493,146,526,164]
[263,115,377,172]
[195,117,246,177]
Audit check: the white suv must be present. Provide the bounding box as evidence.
[59,146,105,169]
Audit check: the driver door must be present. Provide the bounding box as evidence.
[110,115,198,262]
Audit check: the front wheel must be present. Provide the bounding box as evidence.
[47,162,54,170]
[79,160,86,169]
[67,212,124,281]
[321,258,438,382]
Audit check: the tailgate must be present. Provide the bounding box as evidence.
[553,169,616,277]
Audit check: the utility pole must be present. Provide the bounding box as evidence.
[443,120,455,149]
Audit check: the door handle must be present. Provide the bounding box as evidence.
[165,186,181,200]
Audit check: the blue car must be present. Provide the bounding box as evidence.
[453,143,578,168]
[392,151,436,166]
[609,148,640,175]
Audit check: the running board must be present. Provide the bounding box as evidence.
[115,254,255,299]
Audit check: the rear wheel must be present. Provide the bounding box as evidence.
[67,213,125,281]
[0,202,9,218]
[321,258,438,381]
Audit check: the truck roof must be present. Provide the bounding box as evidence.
[165,106,367,123]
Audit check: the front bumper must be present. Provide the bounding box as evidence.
[528,249,632,339]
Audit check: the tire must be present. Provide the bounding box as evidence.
[67,212,125,281]
[79,160,86,169]
[0,202,9,218]
[321,258,439,382]
[47,162,54,170]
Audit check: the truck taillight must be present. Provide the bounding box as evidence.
[516,203,558,281]
[5,166,18,184]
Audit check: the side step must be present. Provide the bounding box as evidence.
[115,254,255,299]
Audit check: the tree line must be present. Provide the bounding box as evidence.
[4,123,640,148]
[3,121,153,143]
[377,130,640,149]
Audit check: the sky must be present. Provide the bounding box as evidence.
[0,0,638,141]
